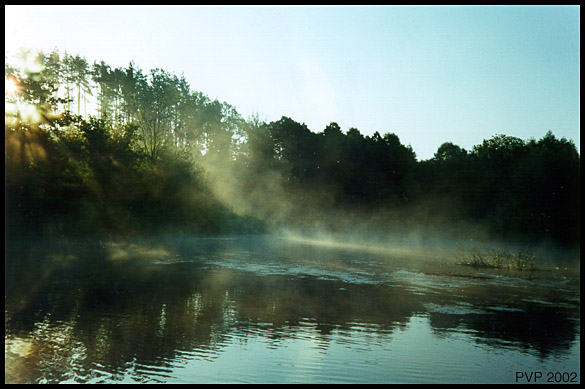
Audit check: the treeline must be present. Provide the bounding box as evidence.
[5,49,580,247]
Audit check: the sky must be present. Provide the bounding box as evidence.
[5,5,580,160]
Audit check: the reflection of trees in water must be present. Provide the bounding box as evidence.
[4,239,581,383]
[425,276,580,358]
[429,305,579,359]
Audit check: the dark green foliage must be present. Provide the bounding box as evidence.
[5,112,233,238]
[5,50,580,247]
[415,132,579,246]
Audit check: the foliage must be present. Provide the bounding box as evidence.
[4,49,580,247]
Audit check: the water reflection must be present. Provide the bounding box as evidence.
[5,236,580,383]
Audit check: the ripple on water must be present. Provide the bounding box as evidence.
[5,238,580,384]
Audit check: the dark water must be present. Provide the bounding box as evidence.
[5,236,580,384]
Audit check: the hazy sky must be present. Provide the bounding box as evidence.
[5,5,580,160]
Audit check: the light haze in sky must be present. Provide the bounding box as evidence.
[5,5,580,160]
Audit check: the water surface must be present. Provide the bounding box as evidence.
[5,236,580,383]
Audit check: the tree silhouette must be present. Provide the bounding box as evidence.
[4,50,580,246]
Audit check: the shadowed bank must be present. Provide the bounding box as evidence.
[5,49,581,251]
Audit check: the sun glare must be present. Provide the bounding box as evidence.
[5,77,20,96]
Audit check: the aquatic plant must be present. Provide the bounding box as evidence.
[454,246,536,270]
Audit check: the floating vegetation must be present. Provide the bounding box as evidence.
[454,245,537,271]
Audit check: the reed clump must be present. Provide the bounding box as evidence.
[454,246,536,270]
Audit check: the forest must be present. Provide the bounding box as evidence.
[5,49,581,248]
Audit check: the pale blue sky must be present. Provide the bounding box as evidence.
[5,5,580,160]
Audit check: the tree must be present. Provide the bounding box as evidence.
[434,142,467,161]
[471,134,526,165]
[121,68,177,161]
[62,54,93,116]
[507,131,580,244]
[200,100,243,159]
[268,116,319,184]
[91,61,114,120]
[365,132,417,206]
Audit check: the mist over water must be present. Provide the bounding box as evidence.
[195,136,580,274]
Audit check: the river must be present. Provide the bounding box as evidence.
[5,235,580,383]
